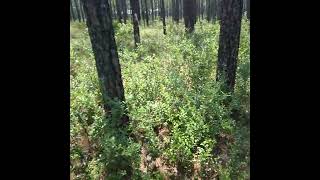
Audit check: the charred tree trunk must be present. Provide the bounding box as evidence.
[184,0,196,33]
[216,0,221,21]
[130,0,141,47]
[172,0,175,22]
[111,0,117,19]
[79,0,86,21]
[179,0,183,20]
[74,0,82,21]
[81,0,130,130]
[247,0,250,19]
[77,0,85,22]
[116,0,123,23]
[201,0,204,20]
[216,0,243,92]
[196,0,199,21]
[206,0,211,21]
[160,0,166,34]
[137,0,142,21]
[70,0,75,21]
[174,0,180,23]
[212,0,217,22]
[144,0,149,26]
[151,0,154,21]
[122,0,128,23]
[141,0,146,25]
[158,0,161,17]
[242,0,246,17]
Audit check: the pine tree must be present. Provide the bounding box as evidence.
[160,0,166,34]
[130,0,141,47]
[184,0,197,33]
[216,0,243,92]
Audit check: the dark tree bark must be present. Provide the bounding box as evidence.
[111,0,117,19]
[160,0,166,35]
[76,0,85,22]
[70,0,76,21]
[216,0,243,92]
[183,0,197,33]
[172,0,175,21]
[74,0,82,21]
[141,0,146,25]
[144,0,149,26]
[212,0,217,22]
[79,0,86,21]
[116,0,123,23]
[206,0,211,21]
[201,0,204,20]
[173,0,180,23]
[122,0,128,23]
[158,0,161,17]
[247,0,250,19]
[216,0,221,21]
[151,0,154,21]
[81,0,130,130]
[168,0,171,17]
[137,0,141,21]
[130,0,141,47]
[197,0,199,21]
[179,0,183,20]
[242,0,246,17]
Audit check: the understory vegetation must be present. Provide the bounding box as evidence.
[70,20,250,179]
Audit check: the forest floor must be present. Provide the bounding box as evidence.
[70,20,250,179]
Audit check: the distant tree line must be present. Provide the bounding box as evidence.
[71,0,250,24]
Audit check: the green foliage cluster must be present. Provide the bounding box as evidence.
[70,20,250,179]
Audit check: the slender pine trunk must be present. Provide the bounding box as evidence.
[216,0,243,92]
[130,0,141,47]
[161,0,166,35]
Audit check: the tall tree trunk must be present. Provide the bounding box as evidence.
[206,0,211,21]
[201,0,204,20]
[167,0,170,17]
[159,0,161,18]
[172,0,175,21]
[81,0,129,124]
[197,0,201,22]
[247,0,250,19]
[79,0,86,21]
[74,0,82,22]
[144,0,149,26]
[122,0,128,23]
[216,0,221,21]
[160,0,166,35]
[70,0,75,21]
[184,0,196,33]
[137,0,142,21]
[179,0,183,20]
[216,0,243,92]
[130,0,141,47]
[141,0,145,26]
[151,0,154,22]
[242,0,246,17]
[174,0,180,23]
[116,0,123,23]
[111,0,117,19]
[212,0,217,22]
[77,0,85,21]
[166,0,169,18]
